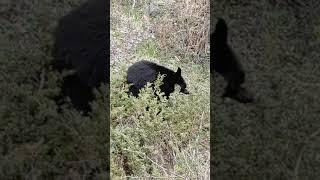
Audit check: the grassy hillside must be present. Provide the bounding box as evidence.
[111,0,210,178]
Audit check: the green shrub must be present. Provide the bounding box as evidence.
[110,61,209,177]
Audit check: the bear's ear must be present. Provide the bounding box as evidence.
[176,67,181,76]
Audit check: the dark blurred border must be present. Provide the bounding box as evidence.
[211,0,320,179]
[0,0,110,179]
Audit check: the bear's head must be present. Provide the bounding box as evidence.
[174,67,189,95]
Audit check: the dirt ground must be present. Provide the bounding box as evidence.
[211,0,320,179]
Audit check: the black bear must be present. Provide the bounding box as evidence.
[52,0,109,113]
[127,60,189,97]
[211,18,253,103]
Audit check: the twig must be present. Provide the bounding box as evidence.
[38,68,45,91]
[294,128,320,179]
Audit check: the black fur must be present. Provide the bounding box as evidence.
[211,18,253,103]
[52,0,109,113]
[127,60,189,97]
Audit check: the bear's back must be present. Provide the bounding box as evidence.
[127,60,175,89]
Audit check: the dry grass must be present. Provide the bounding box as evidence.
[151,0,210,62]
